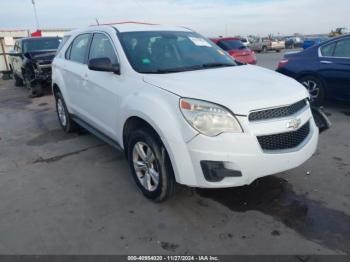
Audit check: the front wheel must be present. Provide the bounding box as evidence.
[299,75,325,105]
[127,129,176,202]
[23,69,43,97]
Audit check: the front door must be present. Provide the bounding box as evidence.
[84,32,122,138]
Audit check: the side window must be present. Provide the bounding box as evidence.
[321,42,336,57]
[18,42,22,53]
[69,34,91,64]
[216,41,229,51]
[13,42,18,52]
[65,44,72,60]
[56,35,70,54]
[333,39,350,58]
[89,33,118,65]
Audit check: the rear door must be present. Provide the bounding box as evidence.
[319,37,350,100]
[63,33,92,119]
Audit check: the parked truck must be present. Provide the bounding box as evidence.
[250,37,285,53]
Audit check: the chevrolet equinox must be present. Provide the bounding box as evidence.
[52,24,319,201]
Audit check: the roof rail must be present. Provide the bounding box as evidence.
[92,21,159,26]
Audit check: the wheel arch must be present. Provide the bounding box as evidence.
[122,115,181,183]
[52,83,61,98]
[122,116,162,155]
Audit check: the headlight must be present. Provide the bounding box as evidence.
[179,98,243,136]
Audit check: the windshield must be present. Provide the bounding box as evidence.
[216,39,246,51]
[23,38,61,53]
[118,31,236,74]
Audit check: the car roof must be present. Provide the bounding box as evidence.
[66,22,193,36]
[210,37,241,43]
[112,22,192,33]
[20,36,61,41]
[325,33,350,42]
[313,33,350,47]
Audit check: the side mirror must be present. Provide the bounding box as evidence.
[88,57,120,74]
[311,106,331,134]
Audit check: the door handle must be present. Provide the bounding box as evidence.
[320,60,333,64]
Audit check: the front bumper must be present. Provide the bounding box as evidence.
[176,106,318,188]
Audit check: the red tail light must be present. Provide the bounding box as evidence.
[278,59,289,68]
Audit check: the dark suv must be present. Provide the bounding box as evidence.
[9,37,61,97]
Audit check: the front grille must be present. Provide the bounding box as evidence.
[249,100,307,121]
[257,121,310,151]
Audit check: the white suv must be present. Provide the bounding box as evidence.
[52,24,318,201]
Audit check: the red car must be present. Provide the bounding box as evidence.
[210,37,257,65]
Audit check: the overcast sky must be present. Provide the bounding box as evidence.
[1,0,349,36]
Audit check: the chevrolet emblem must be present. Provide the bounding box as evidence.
[287,118,302,130]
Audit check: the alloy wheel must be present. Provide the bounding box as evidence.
[132,142,160,192]
[302,80,320,102]
[57,98,67,127]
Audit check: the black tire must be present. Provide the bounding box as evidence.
[276,49,281,53]
[14,74,23,87]
[55,92,78,133]
[23,68,43,97]
[127,129,176,202]
[298,75,326,106]
[29,82,44,98]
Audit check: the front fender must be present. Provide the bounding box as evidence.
[118,89,198,185]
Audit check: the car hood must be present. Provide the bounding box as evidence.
[143,65,309,115]
[25,50,56,64]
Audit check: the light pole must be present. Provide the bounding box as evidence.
[31,0,40,30]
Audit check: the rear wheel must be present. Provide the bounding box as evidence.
[55,92,78,133]
[127,129,176,202]
[299,75,325,105]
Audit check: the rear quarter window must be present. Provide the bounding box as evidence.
[321,42,336,57]
[56,35,70,54]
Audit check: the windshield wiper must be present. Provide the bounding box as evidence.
[201,63,235,68]
[142,63,234,74]
[152,65,204,74]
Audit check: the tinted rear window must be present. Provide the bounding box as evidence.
[216,39,245,51]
